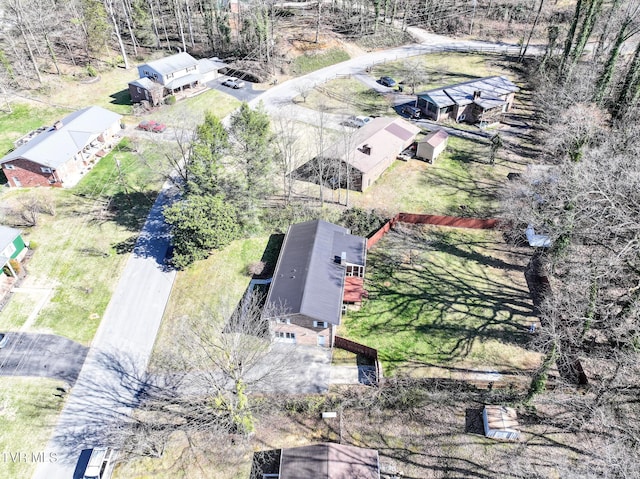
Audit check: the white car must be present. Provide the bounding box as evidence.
[343,115,372,128]
[222,77,245,89]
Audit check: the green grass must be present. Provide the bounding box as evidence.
[300,77,394,116]
[148,89,242,131]
[342,227,537,375]
[0,104,71,156]
[0,139,169,343]
[153,236,272,358]
[0,378,66,479]
[372,52,516,94]
[348,136,509,216]
[292,48,350,75]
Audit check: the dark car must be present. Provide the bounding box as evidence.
[401,105,421,119]
[0,333,8,348]
[379,76,396,87]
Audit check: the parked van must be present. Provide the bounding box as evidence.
[83,447,112,479]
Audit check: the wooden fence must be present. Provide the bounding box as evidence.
[334,336,382,385]
[367,212,499,249]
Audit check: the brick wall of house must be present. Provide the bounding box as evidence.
[273,314,333,347]
[2,159,61,187]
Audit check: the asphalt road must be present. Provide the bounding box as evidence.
[32,183,178,479]
[0,333,88,384]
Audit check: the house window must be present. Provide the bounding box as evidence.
[136,87,142,94]
[427,102,438,113]
[276,318,291,324]
[313,321,328,328]
[166,73,174,79]
[275,332,296,342]
[40,167,52,173]
[4,164,15,170]
[346,265,364,277]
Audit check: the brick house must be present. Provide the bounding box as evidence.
[299,117,420,192]
[417,76,519,124]
[0,106,122,188]
[264,220,367,348]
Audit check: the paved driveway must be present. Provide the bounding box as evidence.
[0,333,88,385]
[207,79,264,103]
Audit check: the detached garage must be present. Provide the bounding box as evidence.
[416,129,448,163]
[482,405,521,441]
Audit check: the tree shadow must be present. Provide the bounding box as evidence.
[249,449,281,479]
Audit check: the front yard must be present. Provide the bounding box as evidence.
[342,224,539,377]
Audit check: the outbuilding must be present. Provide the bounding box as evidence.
[482,405,521,441]
[416,129,449,163]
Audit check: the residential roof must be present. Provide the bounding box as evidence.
[420,129,449,147]
[0,225,21,251]
[419,76,519,108]
[164,72,202,90]
[265,220,366,325]
[198,58,227,73]
[343,276,366,303]
[0,106,122,168]
[128,77,158,90]
[279,443,380,479]
[318,117,420,174]
[142,52,199,75]
[483,405,521,436]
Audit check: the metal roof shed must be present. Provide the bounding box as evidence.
[482,405,521,441]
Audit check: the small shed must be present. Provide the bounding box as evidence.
[416,129,448,163]
[482,405,521,441]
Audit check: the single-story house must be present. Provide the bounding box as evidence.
[264,220,367,348]
[0,225,27,277]
[416,129,449,163]
[0,106,123,188]
[129,52,227,103]
[300,117,420,192]
[256,443,380,479]
[417,76,519,124]
[482,405,521,441]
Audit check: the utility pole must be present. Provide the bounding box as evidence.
[469,0,477,35]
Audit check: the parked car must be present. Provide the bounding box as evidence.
[342,115,372,128]
[222,77,245,89]
[0,333,8,348]
[401,105,421,119]
[379,76,396,87]
[152,122,167,133]
[137,120,158,131]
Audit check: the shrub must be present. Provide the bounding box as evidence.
[338,207,387,237]
[165,95,176,105]
[246,261,266,277]
[28,240,37,250]
[3,259,20,276]
[86,65,98,78]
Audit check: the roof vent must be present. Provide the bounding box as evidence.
[359,144,371,155]
[53,121,63,130]
[473,90,482,100]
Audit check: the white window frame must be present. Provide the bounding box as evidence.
[4,164,15,170]
[40,167,52,173]
[313,321,328,328]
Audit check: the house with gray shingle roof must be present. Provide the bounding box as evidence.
[129,52,227,104]
[264,220,366,348]
[417,76,519,124]
[0,106,122,188]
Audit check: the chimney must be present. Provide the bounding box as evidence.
[473,90,481,100]
[360,144,371,155]
[53,121,63,130]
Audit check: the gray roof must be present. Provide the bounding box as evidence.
[142,52,199,75]
[198,58,227,73]
[280,443,380,479]
[164,72,202,90]
[419,76,519,108]
[128,77,158,90]
[420,129,449,147]
[0,106,122,168]
[0,225,21,251]
[266,220,366,325]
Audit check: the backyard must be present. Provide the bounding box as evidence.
[341,224,539,378]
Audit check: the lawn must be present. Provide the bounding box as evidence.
[0,378,66,479]
[372,52,517,94]
[0,139,169,343]
[152,235,275,359]
[292,48,350,75]
[299,77,394,117]
[341,225,538,376]
[0,103,72,157]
